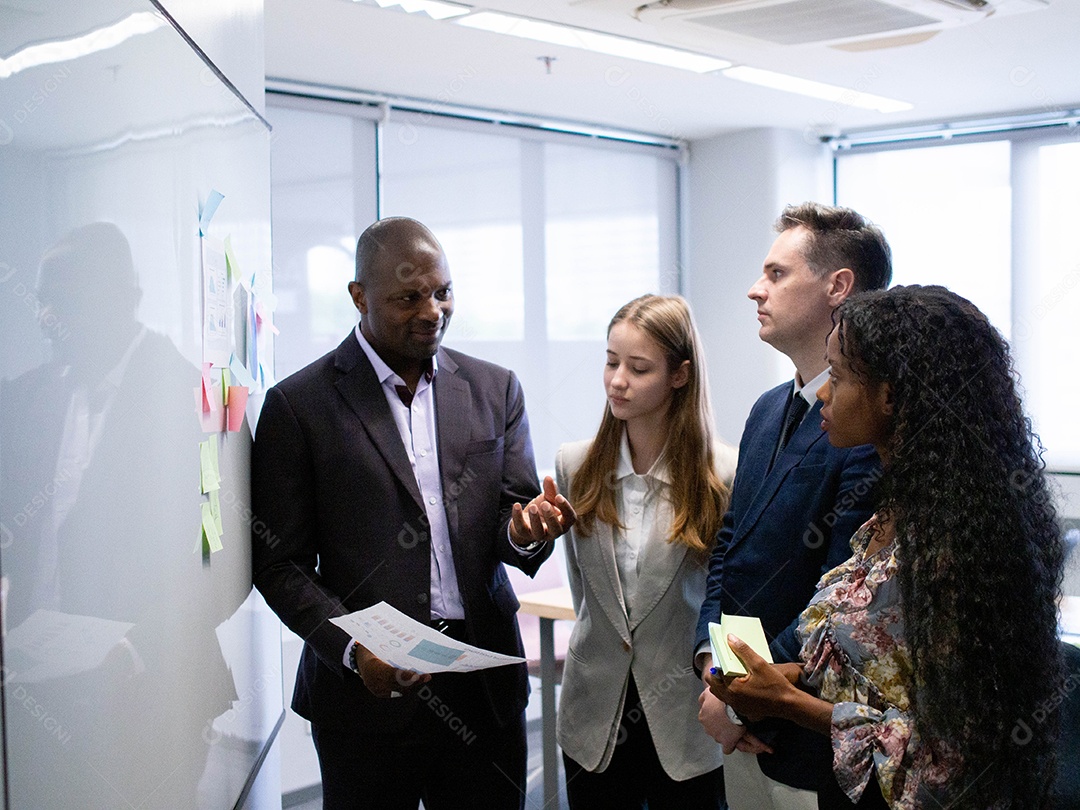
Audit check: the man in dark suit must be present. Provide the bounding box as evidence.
[251,217,575,810]
[695,203,891,808]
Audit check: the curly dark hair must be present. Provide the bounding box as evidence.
[836,285,1064,807]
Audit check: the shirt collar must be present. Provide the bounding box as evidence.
[613,428,672,485]
[794,366,829,407]
[354,323,437,388]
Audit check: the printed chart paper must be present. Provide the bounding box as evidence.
[330,602,525,674]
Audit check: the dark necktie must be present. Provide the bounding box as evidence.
[776,392,809,456]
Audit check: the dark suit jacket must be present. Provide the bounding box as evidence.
[696,380,880,790]
[251,333,549,734]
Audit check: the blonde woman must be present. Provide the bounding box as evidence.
[556,294,736,809]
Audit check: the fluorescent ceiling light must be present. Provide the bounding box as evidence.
[457,11,731,74]
[370,0,470,19]
[722,65,913,113]
[0,11,165,79]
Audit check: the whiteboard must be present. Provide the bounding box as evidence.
[0,2,282,808]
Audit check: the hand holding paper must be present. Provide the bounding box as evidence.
[330,602,525,677]
[353,643,431,698]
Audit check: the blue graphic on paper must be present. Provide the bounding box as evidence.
[409,638,462,667]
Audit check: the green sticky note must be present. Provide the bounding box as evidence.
[224,235,239,282]
[199,441,220,493]
[209,489,223,535]
[201,501,223,553]
[709,614,774,677]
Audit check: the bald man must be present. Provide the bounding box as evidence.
[252,217,574,809]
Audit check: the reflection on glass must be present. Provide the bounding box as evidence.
[0,224,238,806]
[0,2,282,806]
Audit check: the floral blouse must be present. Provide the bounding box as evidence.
[797,517,960,808]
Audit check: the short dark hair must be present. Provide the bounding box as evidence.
[775,202,892,293]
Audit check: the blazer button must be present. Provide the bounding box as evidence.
[621,641,631,653]
[417,593,428,604]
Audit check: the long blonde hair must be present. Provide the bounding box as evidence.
[571,295,729,554]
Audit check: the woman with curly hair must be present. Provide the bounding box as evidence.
[556,294,737,808]
[707,285,1064,808]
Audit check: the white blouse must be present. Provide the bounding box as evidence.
[611,432,671,616]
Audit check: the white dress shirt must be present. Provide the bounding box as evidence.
[354,324,463,621]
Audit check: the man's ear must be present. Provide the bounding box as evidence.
[827,268,855,307]
[348,281,367,315]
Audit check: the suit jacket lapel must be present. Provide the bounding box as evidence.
[432,349,468,495]
[734,393,826,548]
[332,335,424,510]
[629,527,689,631]
[578,521,632,644]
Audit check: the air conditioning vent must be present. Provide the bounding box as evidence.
[692,0,939,44]
[632,0,1048,47]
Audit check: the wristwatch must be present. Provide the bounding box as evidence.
[349,641,363,677]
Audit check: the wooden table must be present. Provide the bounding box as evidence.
[517,586,575,809]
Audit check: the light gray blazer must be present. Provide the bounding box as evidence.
[555,438,738,780]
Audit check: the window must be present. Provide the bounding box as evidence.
[835,140,1012,336]
[545,142,676,340]
[267,95,681,469]
[1025,142,1080,466]
[265,101,377,380]
[380,121,525,341]
[835,134,1080,471]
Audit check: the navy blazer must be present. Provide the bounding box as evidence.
[251,334,549,733]
[696,380,880,790]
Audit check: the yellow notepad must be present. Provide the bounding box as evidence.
[708,613,774,677]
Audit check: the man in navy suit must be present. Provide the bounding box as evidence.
[252,217,575,809]
[695,203,891,808]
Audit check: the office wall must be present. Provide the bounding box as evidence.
[0,2,281,808]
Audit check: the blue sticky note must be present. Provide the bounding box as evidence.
[198,189,224,236]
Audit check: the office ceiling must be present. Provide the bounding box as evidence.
[265,0,1080,141]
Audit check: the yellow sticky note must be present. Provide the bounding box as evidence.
[201,502,223,553]
[709,614,773,677]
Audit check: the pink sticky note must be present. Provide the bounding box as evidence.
[193,386,226,432]
[255,300,280,336]
[201,363,214,413]
[226,386,249,432]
